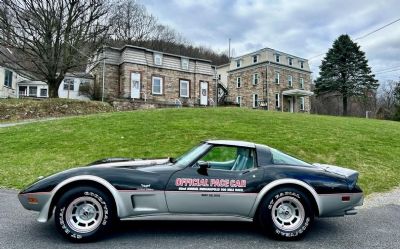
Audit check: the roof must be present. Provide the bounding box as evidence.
[65,72,94,79]
[17,80,47,86]
[282,89,314,96]
[231,47,308,62]
[104,45,212,64]
[205,140,256,148]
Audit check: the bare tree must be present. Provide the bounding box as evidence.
[378,80,399,110]
[109,0,157,44]
[0,0,109,97]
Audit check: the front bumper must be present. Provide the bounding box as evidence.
[318,192,364,217]
[18,192,51,212]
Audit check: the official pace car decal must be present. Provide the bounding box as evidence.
[175,178,247,192]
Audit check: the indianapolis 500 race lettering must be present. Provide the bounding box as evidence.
[175,178,247,192]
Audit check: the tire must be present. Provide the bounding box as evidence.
[54,186,116,242]
[257,187,314,240]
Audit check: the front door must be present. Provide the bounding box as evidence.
[131,72,141,99]
[289,97,294,113]
[165,145,264,216]
[200,81,208,106]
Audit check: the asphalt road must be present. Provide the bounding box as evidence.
[1,189,399,249]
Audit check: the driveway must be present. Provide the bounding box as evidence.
[0,189,399,249]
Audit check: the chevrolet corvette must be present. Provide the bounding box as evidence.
[18,140,363,242]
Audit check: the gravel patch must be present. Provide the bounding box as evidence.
[361,186,400,209]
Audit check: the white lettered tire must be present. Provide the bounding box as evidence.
[55,186,115,242]
[258,187,314,240]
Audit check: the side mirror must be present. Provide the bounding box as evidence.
[197,161,209,176]
[198,161,210,169]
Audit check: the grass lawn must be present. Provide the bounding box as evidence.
[0,108,399,194]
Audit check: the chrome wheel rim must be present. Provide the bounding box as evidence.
[271,196,305,231]
[66,196,103,234]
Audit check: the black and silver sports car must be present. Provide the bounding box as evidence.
[18,140,363,242]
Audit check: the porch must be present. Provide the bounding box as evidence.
[281,89,314,113]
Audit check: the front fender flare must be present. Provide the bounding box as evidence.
[37,175,127,222]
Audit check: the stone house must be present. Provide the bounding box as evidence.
[218,48,313,112]
[88,45,215,106]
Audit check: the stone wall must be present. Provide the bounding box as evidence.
[91,64,120,99]
[91,62,215,106]
[227,63,312,112]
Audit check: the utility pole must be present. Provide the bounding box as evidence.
[102,46,105,102]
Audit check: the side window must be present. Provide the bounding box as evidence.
[197,146,255,171]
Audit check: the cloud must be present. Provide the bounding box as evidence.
[140,0,400,82]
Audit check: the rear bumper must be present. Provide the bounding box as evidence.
[318,192,363,217]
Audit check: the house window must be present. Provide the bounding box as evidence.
[152,76,163,95]
[275,93,280,108]
[29,86,37,97]
[154,53,163,66]
[236,77,241,88]
[63,79,74,91]
[288,58,293,66]
[179,80,189,97]
[252,73,259,85]
[300,97,305,111]
[288,75,293,87]
[300,78,304,89]
[275,54,280,63]
[300,61,304,69]
[181,58,189,70]
[218,74,221,80]
[236,96,242,106]
[4,69,13,88]
[236,59,241,68]
[252,55,258,63]
[252,94,258,108]
[275,72,280,84]
[40,89,47,97]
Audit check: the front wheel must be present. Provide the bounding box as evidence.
[54,186,115,242]
[258,187,314,240]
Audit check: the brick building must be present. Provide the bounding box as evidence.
[217,48,313,112]
[88,45,215,106]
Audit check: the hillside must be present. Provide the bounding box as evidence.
[0,99,113,122]
[0,108,399,194]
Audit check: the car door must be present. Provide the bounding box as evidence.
[165,145,264,217]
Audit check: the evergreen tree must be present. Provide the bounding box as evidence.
[315,34,378,116]
[394,82,400,121]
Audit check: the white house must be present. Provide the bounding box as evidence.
[0,66,18,98]
[17,79,49,98]
[0,66,48,98]
[58,72,94,100]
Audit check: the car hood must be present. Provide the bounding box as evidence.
[20,158,178,194]
[88,157,173,171]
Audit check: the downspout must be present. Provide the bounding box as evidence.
[265,61,270,110]
[214,65,218,107]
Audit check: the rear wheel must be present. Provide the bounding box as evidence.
[55,186,115,242]
[258,187,314,240]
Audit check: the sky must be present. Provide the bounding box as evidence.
[139,0,400,83]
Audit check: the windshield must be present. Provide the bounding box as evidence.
[174,143,211,168]
[270,148,311,167]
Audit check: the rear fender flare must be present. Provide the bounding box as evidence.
[249,178,321,217]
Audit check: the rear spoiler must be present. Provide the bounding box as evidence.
[313,163,359,189]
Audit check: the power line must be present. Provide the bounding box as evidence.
[375,68,400,75]
[374,65,400,74]
[354,17,400,40]
[308,16,400,61]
